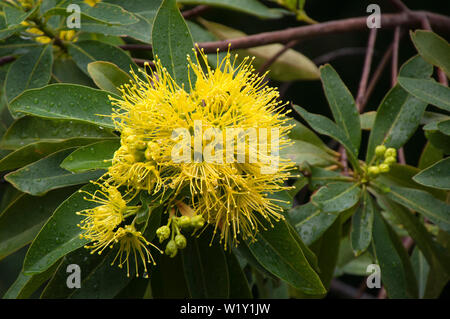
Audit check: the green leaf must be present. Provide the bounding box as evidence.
[198,19,319,81]
[3,261,61,299]
[411,30,450,78]
[438,120,450,136]
[372,209,418,299]
[287,118,337,155]
[23,183,99,275]
[320,64,360,150]
[280,139,339,167]
[52,57,95,86]
[0,138,111,172]
[366,55,432,161]
[397,77,450,112]
[413,157,450,190]
[178,0,283,19]
[293,104,360,170]
[311,182,361,214]
[181,229,230,298]
[425,130,450,154]
[0,116,116,150]
[87,61,132,95]
[80,13,152,44]
[5,148,104,196]
[424,230,450,298]
[44,1,139,25]
[3,5,37,26]
[61,140,120,173]
[411,247,429,299]
[309,217,341,289]
[385,185,450,233]
[360,111,376,130]
[5,45,53,102]
[0,14,27,40]
[9,84,117,128]
[376,196,450,278]
[225,251,252,298]
[40,247,105,299]
[68,40,138,75]
[246,219,326,295]
[0,187,76,260]
[351,190,374,256]
[418,141,443,169]
[152,0,195,88]
[308,166,352,190]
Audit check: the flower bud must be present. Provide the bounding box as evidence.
[384,156,396,165]
[375,145,386,157]
[175,234,187,249]
[384,148,397,158]
[177,215,191,228]
[379,163,390,173]
[191,215,205,229]
[368,166,380,176]
[165,240,178,258]
[156,225,170,242]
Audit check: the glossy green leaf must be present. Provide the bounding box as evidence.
[287,118,337,155]
[181,229,230,298]
[311,182,361,214]
[360,111,376,130]
[0,14,27,40]
[246,219,326,295]
[44,1,139,25]
[351,190,374,256]
[411,30,450,78]
[151,254,190,298]
[438,120,450,136]
[425,130,450,154]
[0,116,116,150]
[293,104,360,170]
[418,142,444,169]
[411,247,430,299]
[178,0,283,19]
[377,196,450,278]
[5,148,104,196]
[320,64,360,150]
[3,5,37,26]
[3,261,61,299]
[413,157,450,190]
[152,0,195,88]
[0,187,76,260]
[61,140,120,173]
[9,84,117,128]
[225,251,252,298]
[23,183,99,275]
[308,166,353,190]
[87,61,132,95]
[0,138,111,172]
[366,55,432,161]
[80,13,152,44]
[398,77,450,112]
[68,40,138,75]
[372,209,418,299]
[52,57,95,86]
[386,185,450,233]
[5,45,53,102]
[280,139,339,167]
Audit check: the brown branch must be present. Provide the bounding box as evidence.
[356,28,377,112]
[389,0,411,12]
[0,56,15,66]
[313,47,368,65]
[119,11,450,54]
[391,27,401,87]
[181,5,210,19]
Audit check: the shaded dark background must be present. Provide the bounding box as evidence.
[0,0,448,298]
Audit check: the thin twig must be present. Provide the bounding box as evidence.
[313,47,369,65]
[389,0,411,12]
[391,27,401,87]
[119,12,450,54]
[181,5,210,19]
[356,28,377,112]
[0,56,15,66]
[257,39,299,75]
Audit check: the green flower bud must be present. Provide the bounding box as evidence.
[379,163,390,173]
[175,234,187,249]
[368,166,380,176]
[191,215,205,229]
[375,145,386,157]
[156,225,170,242]
[384,156,396,165]
[384,148,397,158]
[165,240,178,258]
[177,215,191,228]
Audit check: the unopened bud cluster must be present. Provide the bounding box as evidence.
[156,214,205,258]
[365,145,397,179]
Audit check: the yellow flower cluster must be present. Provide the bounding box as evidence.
[77,48,295,276]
